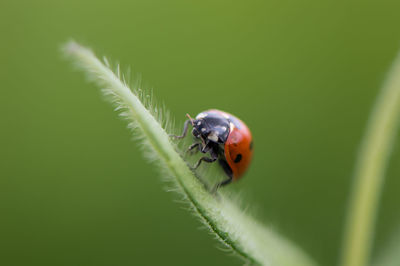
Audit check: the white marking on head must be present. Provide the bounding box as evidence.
[197,121,201,126]
[196,113,208,119]
[207,131,219,142]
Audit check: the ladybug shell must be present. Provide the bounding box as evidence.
[200,109,253,180]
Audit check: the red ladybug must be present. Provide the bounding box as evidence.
[172,109,253,189]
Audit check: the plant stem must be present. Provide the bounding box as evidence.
[340,52,400,266]
[372,227,400,266]
[64,41,317,266]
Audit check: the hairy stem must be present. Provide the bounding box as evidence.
[340,52,400,266]
[63,41,316,266]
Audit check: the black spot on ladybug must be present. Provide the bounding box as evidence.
[234,154,242,163]
[249,141,253,150]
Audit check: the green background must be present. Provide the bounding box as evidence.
[1,1,400,265]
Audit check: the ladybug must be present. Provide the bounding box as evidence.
[171,109,253,190]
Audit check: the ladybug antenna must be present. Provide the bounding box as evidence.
[186,113,195,126]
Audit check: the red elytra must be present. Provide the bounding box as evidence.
[204,109,253,180]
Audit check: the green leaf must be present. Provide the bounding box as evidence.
[63,41,316,266]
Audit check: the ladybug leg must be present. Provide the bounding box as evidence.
[186,142,201,155]
[218,159,233,177]
[212,176,233,193]
[211,160,233,192]
[169,120,191,139]
[193,157,217,169]
[193,149,218,169]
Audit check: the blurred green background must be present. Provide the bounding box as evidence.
[1,1,400,265]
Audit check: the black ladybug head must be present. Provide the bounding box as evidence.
[193,119,207,135]
[191,126,201,138]
[191,115,230,144]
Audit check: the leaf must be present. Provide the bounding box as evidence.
[63,41,317,266]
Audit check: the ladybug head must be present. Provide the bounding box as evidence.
[191,125,201,138]
[191,117,230,144]
[191,118,208,139]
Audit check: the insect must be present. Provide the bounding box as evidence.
[171,109,253,190]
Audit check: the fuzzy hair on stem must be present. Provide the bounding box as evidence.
[63,41,317,266]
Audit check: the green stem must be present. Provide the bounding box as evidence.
[340,52,400,266]
[372,227,400,266]
[64,41,317,266]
